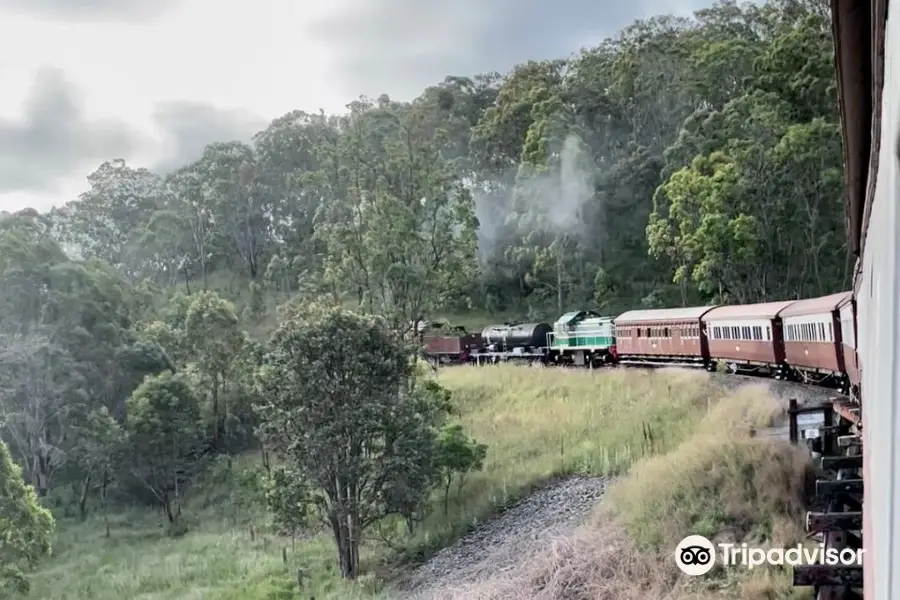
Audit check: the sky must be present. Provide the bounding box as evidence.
[0,0,708,213]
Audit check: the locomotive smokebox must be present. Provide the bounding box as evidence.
[480,322,552,349]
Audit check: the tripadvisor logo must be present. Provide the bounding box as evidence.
[675,535,865,576]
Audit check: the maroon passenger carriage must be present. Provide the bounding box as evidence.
[613,306,715,366]
[778,292,852,389]
[701,301,794,376]
[837,293,861,400]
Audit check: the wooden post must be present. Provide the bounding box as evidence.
[789,398,799,443]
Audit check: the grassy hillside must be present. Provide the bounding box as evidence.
[450,384,814,600]
[23,367,806,600]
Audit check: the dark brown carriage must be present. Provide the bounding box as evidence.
[779,292,853,385]
[837,293,860,395]
[420,322,482,364]
[702,301,796,374]
[613,306,717,365]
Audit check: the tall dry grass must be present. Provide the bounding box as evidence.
[439,381,815,600]
[405,366,721,557]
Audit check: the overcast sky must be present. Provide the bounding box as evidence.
[0,0,708,212]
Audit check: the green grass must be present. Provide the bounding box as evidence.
[28,509,386,600]
[23,367,799,600]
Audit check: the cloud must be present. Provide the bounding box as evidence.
[0,66,149,194]
[0,0,181,21]
[309,0,711,100]
[151,101,268,173]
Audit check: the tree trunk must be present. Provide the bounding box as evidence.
[79,471,93,520]
[212,376,220,446]
[443,477,451,515]
[101,471,110,537]
[183,264,192,295]
[163,492,175,523]
[329,511,355,579]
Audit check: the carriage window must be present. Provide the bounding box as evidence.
[664,327,669,337]
[752,326,762,340]
[731,326,739,338]
[636,328,641,337]
[766,326,771,340]
[818,323,825,341]
[828,322,833,341]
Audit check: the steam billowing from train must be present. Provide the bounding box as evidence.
[473,133,596,264]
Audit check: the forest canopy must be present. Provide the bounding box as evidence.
[0,0,847,323]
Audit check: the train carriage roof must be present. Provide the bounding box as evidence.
[702,300,796,321]
[615,306,716,323]
[778,291,853,317]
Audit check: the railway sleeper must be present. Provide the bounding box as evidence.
[815,479,863,503]
[806,511,863,533]
[793,565,864,587]
[821,455,863,471]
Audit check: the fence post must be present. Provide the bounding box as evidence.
[788,398,798,444]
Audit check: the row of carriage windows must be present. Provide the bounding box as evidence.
[710,325,770,341]
[620,326,700,339]
[619,322,836,343]
[784,321,833,342]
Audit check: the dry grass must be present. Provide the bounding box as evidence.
[404,366,721,557]
[437,381,816,600]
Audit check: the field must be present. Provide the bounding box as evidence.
[23,367,813,600]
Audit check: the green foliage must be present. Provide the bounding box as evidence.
[124,372,205,527]
[265,467,313,540]
[434,423,487,515]
[0,439,54,595]
[255,306,447,578]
